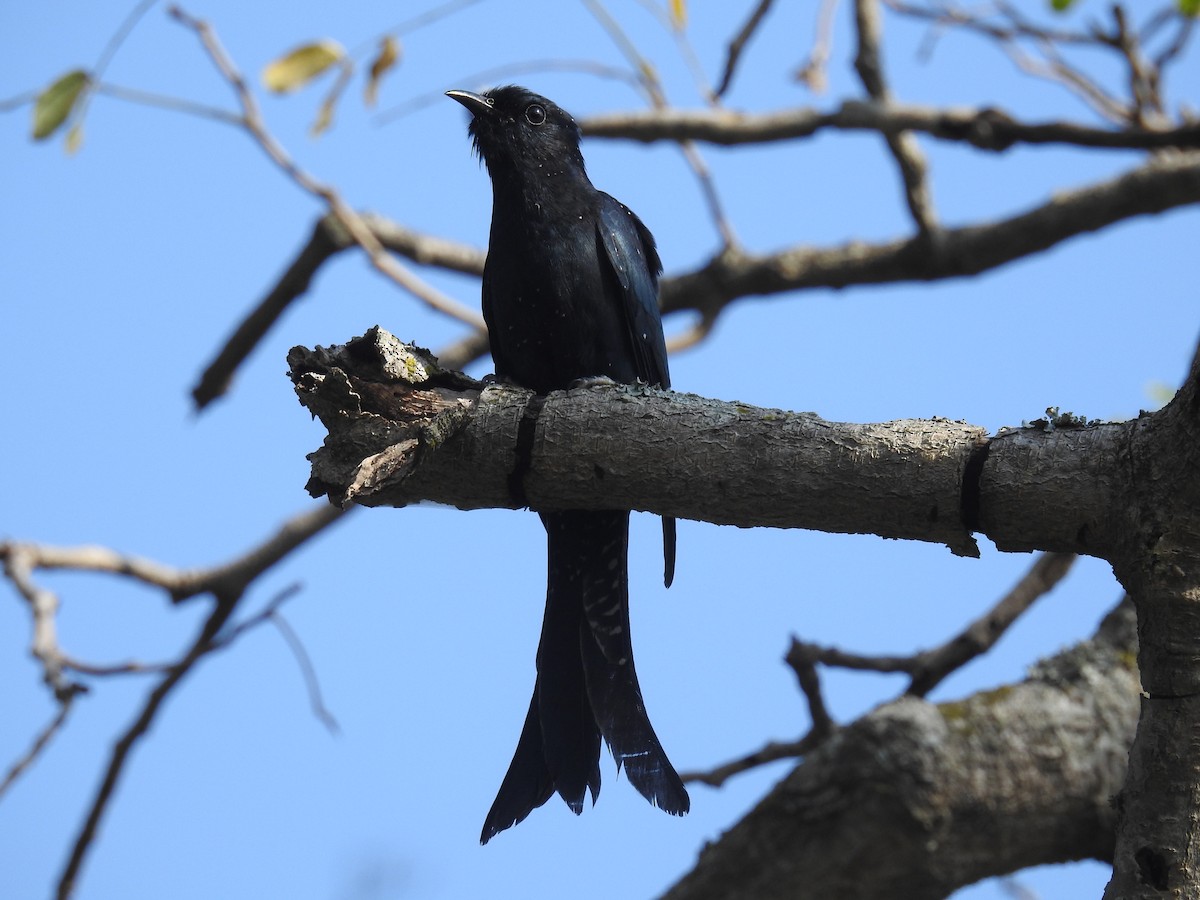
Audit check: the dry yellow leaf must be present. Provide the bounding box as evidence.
[262,41,345,93]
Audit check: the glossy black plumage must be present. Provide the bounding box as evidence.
[447,85,688,843]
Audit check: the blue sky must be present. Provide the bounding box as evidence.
[3,2,1197,899]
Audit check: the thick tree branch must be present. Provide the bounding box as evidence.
[665,599,1140,900]
[287,328,1173,569]
[1103,345,1200,898]
[659,151,1200,318]
[289,329,986,557]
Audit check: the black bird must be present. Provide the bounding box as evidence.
[447,85,689,843]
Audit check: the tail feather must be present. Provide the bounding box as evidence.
[551,510,688,814]
[480,510,687,843]
[480,693,555,845]
[536,546,603,810]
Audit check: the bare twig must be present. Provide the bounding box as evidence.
[2,545,85,702]
[787,552,1077,697]
[582,0,738,247]
[582,101,1200,150]
[56,595,237,900]
[94,82,242,124]
[0,698,76,801]
[853,0,938,236]
[2,505,348,605]
[214,584,340,733]
[717,0,777,97]
[905,551,1077,696]
[375,58,642,125]
[16,505,347,899]
[165,7,484,337]
[787,645,835,737]
[93,0,160,79]
[630,0,717,103]
[664,309,717,354]
[658,151,1200,319]
[885,0,1167,126]
[191,212,488,409]
[1151,13,1195,76]
[62,656,169,677]
[0,503,349,824]
[270,611,340,733]
[687,551,1077,788]
[1111,5,1164,127]
[884,0,1101,48]
[680,735,818,788]
[794,0,841,93]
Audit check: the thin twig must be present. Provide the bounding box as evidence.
[2,545,84,701]
[787,552,1077,697]
[35,507,346,898]
[886,0,1141,125]
[680,735,818,788]
[794,0,841,93]
[686,551,1078,787]
[93,82,242,124]
[583,0,738,247]
[375,58,642,125]
[55,596,238,900]
[853,0,938,236]
[0,698,76,801]
[166,7,484,333]
[351,0,489,58]
[191,212,488,410]
[787,646,835,737]
[664,309,717,354]
[717,0,777,98]
[213,584,339,732]
[1,505,348,605]
[884,0,1100,46]
[906,551,1077,696]
[271,611,340,733]
[93,0,160,79]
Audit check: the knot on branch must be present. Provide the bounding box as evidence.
[287,326,481,507]
[945,107,1020,152]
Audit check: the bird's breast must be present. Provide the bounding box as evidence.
[484,209,636,392]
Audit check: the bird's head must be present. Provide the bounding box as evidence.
[446,85,586,180]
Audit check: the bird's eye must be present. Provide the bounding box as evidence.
[525,104,547,126]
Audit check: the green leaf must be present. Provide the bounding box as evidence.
[261,40,345,93]
[364,36,401,107]
[33,69,90,140]
[1179,0,1200,16]
[1050,0,1074,10]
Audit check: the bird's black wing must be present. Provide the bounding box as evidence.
[596,194,668,390]
[596,194,676,588]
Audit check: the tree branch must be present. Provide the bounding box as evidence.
[715,0,777,98]
[853,0,939,235]
[659,152,1200,318]
[581,101,1200,150]
[287,327,1172,568]
[789,551,1078,697]
[685,551,1077,788]
[665,599,1139,900]
[191,212,487,409]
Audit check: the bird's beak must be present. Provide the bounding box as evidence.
[445,89,494,118]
